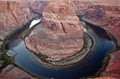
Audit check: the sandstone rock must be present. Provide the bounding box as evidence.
[0,1,36,41]
[102,51,120,78]
[83,2,120,44]
[0,1,36,78]
[0,65,37,79]
[25,1,84,61]
[81,2,120,79]
[89,51,120,79]
[27,0,48,14]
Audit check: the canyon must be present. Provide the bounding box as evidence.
[0,0,120,79]
[26,1,120,78]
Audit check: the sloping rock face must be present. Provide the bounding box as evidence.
[91,50,120,78]
[83,2,120,44]
[102,50,120,78]
[0,65,37,79]
[0,1,36,79]
[0,1,35,41]
[81,2,120,79]
[25,1,84,61]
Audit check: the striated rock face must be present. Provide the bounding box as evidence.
[0,1,36,41]
[102,51,120,78]
[0,65,37,79]
[83,2,120,44]
[0,1,36,79]
[25,1,84,61]
[91,54,120,79]
[81,2,120,79]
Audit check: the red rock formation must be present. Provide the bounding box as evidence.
[0,1,36,79]
[0,1,36,41]
[83,2,120,44]
[25,1,84,62]
[0,65,37,79]
[102,51,120,78]
[82,2,120,79]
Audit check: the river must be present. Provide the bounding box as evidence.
[7,17,115,79]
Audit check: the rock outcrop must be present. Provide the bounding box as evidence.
[25,1,84,62]
[0,1,35,41]
[102,51,120,78]
[81,2,120,79]
[0,1,36,79]
[83,2,120,44]
[0,65,37,79]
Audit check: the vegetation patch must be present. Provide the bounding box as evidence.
[0,36,13,70]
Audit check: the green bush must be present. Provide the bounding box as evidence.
[0,49,13,69]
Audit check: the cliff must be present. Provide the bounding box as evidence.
[102,51,120,78]
[0,1,36,45]
[0,65,37,79]
[0,1,36,79]
[25,1,84,64]
[82,1,120,79]
[83,2,120,44]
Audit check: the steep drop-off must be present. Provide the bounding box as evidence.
[0,1,36,48]
[0,1,36,79]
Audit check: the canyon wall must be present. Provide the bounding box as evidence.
[0,65,37,79]
[83,2,120,45]
[0,1,36,48]
[0,1,37,79]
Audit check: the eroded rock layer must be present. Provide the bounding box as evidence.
[0,1,36,79]
[102,51,120,78]
[25,1,84,61]
[0,65,37,79]
[83,2,120,44]
[0,1,36,45]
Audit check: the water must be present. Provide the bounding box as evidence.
[29,18,42,28]
[7,22,115,79]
